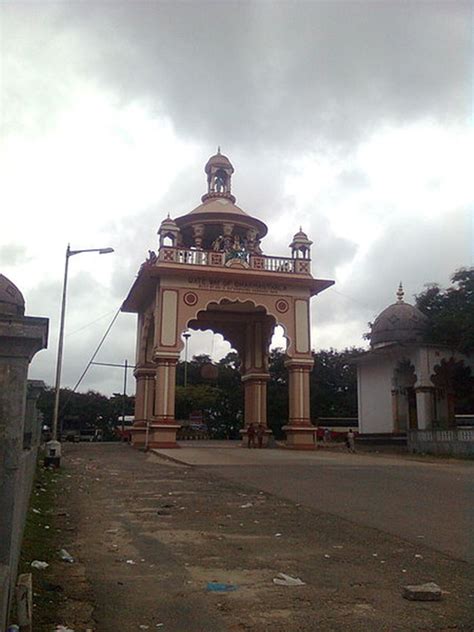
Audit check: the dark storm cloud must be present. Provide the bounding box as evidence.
[4,1,471,393]
[50,1,471,149]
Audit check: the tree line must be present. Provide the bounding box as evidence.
[37,267,473,439]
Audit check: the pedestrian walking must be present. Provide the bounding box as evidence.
[346,429,356,453]
[257,423,265,449]
[247,422,256,448]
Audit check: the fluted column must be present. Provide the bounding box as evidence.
[141,354,180,449]
[242,372,269,426]
[283,358,316,449]
[130,367,155,448]
[154,357,178,423]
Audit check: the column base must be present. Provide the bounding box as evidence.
[130,421,147,449]
[282,425,317,450]
[147,424,181,449]
[239,428,272,448]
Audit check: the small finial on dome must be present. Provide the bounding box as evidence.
[396,282,404,302]
[217,145,221,154]
[299,226,302,232]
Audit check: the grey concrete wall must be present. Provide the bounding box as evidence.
[0,276,48,631]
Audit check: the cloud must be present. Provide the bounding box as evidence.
[2,1,472,395]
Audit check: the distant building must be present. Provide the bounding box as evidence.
[355,284,473,435]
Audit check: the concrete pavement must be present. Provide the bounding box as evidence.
[153,443,474,563]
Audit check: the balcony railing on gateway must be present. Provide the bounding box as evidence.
[157,247,312,275]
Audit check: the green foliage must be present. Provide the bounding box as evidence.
[37,388,135,439]
[310,347,362,418]
[176,352,244,438]
[415,267,474,354]
[267,348,288,438]
[265,347,361,437]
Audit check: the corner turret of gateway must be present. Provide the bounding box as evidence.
[122,152,333,314]
[121,153,334,450]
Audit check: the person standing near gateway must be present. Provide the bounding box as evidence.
[247,423,256,448]
[346,429,356,453]
[257,423,265,449]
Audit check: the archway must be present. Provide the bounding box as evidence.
[431,358,473,428]
[176,328,243,440]
[121,151,334,449]
[186,299,277,445]
[392,360,418,431]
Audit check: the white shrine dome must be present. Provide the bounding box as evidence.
[370,284,429,349]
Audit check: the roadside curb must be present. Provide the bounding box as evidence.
[149,449,195,467]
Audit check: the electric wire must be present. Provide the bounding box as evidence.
[59,307,121,415]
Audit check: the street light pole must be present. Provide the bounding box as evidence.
[183,332,191,388]
[51,244,114,446]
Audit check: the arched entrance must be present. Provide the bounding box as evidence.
[431,358,473,428]
[392,359,418,431]
[121,151,334,449]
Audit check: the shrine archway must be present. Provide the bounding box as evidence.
[122,151,334,449]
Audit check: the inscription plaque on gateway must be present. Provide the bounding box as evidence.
[187,277,288,295]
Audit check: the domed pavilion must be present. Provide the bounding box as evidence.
[355,283,473,436]
[122,151,334,449]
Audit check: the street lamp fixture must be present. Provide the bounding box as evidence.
[50,244,114,461]
[183,331,191,388]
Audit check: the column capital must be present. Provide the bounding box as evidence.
[284,357,314,370]
[241,372,270,383]
[152,349,180,363]
[415,385,435,393]
[134,367,156,378]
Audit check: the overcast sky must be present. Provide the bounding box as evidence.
[1,1,472,396]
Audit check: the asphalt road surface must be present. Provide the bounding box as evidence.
[157,444,474,563]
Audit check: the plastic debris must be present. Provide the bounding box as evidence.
[59,549,75,563]
[139,626,150,630]
[126,560,136,565]
[31,560,49,570]
[414,554,423,559]
[273,572,305,587]
[7,626,20,631]
[55,626,75,632]
[274,533,282,537]
[240,503,253,508]
[207,582,238,592]
[32,508,41,514]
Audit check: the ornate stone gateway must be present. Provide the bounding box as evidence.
[121,151,333,449]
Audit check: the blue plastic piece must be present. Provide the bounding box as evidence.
[206,582,238,592]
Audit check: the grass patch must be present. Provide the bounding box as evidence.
[12,461,66,630]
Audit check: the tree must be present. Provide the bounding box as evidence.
[267,348,288,438]
[175,352,244,439]
[266,347,362,437]
[37,388,135,440]
[310,348,361,418]
[415,267,474,355]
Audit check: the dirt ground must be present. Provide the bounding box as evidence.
[27,443,474,631]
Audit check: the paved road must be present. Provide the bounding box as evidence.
[56,444,474,631]
[156,444,474,563]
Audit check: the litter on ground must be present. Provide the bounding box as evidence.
[31,560,49,570]
[273,572,306,587]
[207,582,238,592]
